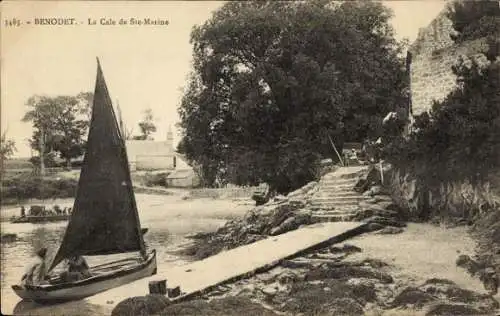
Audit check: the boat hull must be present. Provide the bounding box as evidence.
[10,215,71,224]
[12,250,157,303]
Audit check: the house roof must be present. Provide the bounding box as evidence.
[125,140,174,160]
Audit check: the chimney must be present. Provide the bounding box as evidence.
[166,125,173,148]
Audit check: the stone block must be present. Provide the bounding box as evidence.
[149,280,167,295]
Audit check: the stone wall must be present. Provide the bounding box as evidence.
[410,8,488,115]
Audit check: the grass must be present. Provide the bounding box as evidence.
[1,172,78,205]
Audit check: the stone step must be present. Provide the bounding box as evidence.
[310,208,359,214]
[311,196,369,203]
[321,177,358,185]
[311,214,357,223]
[315,190,357,197]
[319,184,355,190]
[312,192,363,199]
[313,211,358,217]
[309,200,364,207]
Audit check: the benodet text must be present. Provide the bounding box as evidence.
[35,18,76,25]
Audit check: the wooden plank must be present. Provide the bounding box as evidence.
[87,222,363,309]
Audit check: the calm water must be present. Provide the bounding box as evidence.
[1,194,249,315]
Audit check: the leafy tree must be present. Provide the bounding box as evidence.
[0,131,16,175]
[22,93,93,168]
[446,0,500,44]
[133,108,157,140]
[178,1,407,192]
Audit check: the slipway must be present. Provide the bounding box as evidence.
[86,221,366,309]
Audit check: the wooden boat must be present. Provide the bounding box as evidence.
[10,214,70,224]
[12,58,157,303]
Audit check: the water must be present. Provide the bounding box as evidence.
[1,193,252,315]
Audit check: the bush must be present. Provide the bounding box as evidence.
[143,172,169,187]
[0,174,78,205]
[384,56,500,220]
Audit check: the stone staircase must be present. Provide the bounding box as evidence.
[309,166,372,222]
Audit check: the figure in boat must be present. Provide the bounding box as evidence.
[21,248,49,286]
[60,255,92,282]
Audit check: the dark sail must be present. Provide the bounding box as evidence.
[49,58,145,271]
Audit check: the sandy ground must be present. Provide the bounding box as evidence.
[187,222,496,316]
[346,223,485,294]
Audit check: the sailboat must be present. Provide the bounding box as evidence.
[12,58,157,303]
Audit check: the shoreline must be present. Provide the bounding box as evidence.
[109,166,500,316]
[113,223,499,316]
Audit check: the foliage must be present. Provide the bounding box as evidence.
[178,1,407,193]
[1,131,16,160]
[133,108,157,140]
[22,93,93,167]
[446,0,500,44]
[0,131,17,176]
[385,57,500,194]
[143,172,168,187]
[1,173,78,205]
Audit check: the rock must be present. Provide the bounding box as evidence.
[305,265,393,284]
[345,278,377,303]
[365,222,385,232]
[330,244,362,254]
[269,212,311,236]
[372,195,394,203]
[272,195,287,203]
[280,280,362,314]
[364,215,406,228]
[354,207,399,221]
[261,285,278,297]
[363,190,373,197]
[419,278,499,312]
[354,178,370,193]
[277,271,300,286]
[324,298,364,315]
[377,226,404,234]
[479,267,498,295]
[391,286,437,309]
[111,295,171,316]
[370,185,383,195]
[425,303,485,316]
[361,258,389,268]
[455,254,482,276]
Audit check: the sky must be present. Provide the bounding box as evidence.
[1,1,447,158]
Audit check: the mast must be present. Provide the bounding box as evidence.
[116,99,125,139]
[40,125,45,177]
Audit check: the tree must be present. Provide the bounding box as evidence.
[178,1,407,192]
[133,108,157,140]
[446,0,500,44]
[22,93,93,168]
[0,131,16,175]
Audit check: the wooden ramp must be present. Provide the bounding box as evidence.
[87,221,363,309]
